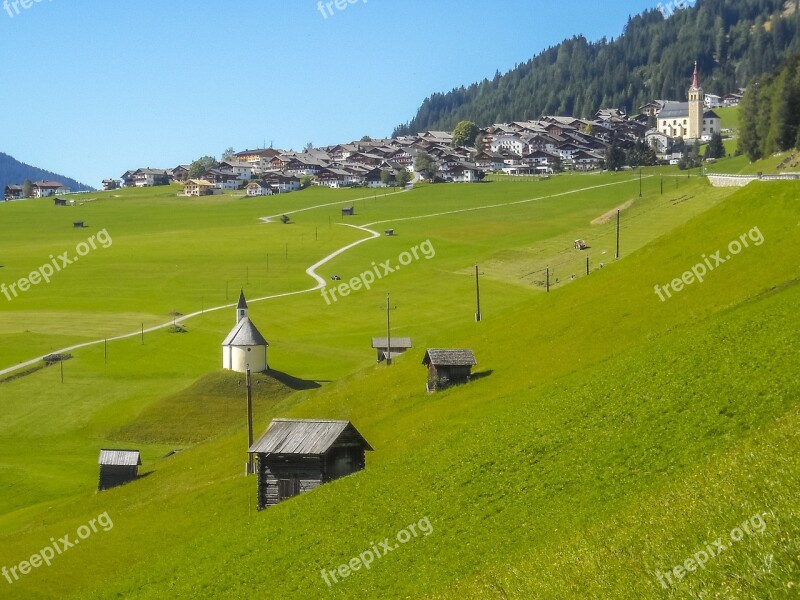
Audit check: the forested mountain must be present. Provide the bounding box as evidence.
[0,152,94,193]
[394,0,800,135]
[739,53,800,159]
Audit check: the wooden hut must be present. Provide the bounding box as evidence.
[422,348,477,391]
[98,449,141,491]
[53,197,67,206]
[371,337,412,362]
[341,206,354,217]
[248,419,372,510]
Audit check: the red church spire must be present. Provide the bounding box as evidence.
[690,61,701,90]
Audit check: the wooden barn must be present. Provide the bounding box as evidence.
[248,419,372,510]
[423,348,477,391]
[371,336,412,362]
[98,449,141,491]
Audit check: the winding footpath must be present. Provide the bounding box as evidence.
[0,176,640,377]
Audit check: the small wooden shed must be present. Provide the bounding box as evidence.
[248,419,372,510]
[54,197,67,206]
[98,449,141,491]
[371,337,412,362]
[342,206,354,217]
[423,348,477,391]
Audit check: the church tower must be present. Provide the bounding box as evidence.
[688,62,704,140]
[236,289,248,324]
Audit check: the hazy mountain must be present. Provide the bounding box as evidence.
[0,152,94,193]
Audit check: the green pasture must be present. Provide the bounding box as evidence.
[0,170,797,598]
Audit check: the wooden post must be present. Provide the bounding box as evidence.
[60,357,64,384]
[141,323,144,345]
[586,256,589,276]
[660,177,663,195]
[639,169,642,197]
[615,210,620,260]
[546,267,550,293]
[104,339,107,364]
[285,243,288,259]
[386,294,392,366]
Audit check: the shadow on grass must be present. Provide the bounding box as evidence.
[471,369,494,382]
[267,369,325,391]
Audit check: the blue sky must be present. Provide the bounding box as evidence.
[1,0,659,187]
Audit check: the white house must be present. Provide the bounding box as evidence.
[32,180,70,197]
[219,161,254,180]
[704,94,722,109]
[222,291,268,373]
[490,134,527,155]
[246,181,273,196]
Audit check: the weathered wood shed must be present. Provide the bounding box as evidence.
[371,337,412,362]
[98,449,141,491]
[341,206,354,216]
[422,348,477,391]
[248,419,372,510]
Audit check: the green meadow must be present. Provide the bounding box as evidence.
[0,164,797,598]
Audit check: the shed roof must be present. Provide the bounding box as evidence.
[222,317,268,347]
[423,348,477,367]
[98,449,141,466]
[249,418,373,455]
[371,337,412,349]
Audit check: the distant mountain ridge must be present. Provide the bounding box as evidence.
[0,152,94,193]
[394,0,800,135]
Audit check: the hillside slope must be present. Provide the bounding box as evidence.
[0,152,94,193]
[394,0,800,133]
[0,181,796,599]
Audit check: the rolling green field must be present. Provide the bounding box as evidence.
[0,170,797,598]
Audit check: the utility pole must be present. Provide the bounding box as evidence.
[475,264,482,322]
[246,366,254,475]
[383,294,397,366]
[639,168,643,197]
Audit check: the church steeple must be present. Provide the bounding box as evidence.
[690,61,701,91]
[236,290,248,324]
[687,61,704,139]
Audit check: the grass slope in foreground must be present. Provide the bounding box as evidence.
[0,180,796,598]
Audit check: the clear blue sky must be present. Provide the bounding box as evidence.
[1,0,659,187]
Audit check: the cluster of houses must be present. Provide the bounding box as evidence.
[95,66,740,197]
[4,180,70,200]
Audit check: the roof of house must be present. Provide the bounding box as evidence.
[249,418,373,455]
[222,317,268,347]
[98,449,141,466]
[33,180,64,188]
[423,348,477,367]
[371,337,412,349]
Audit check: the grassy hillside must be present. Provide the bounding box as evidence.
[0,173,797,598]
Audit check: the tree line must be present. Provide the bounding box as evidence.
[739,53,800,161]
[394,0,799,135]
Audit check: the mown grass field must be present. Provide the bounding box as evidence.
[0,170,797,599]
